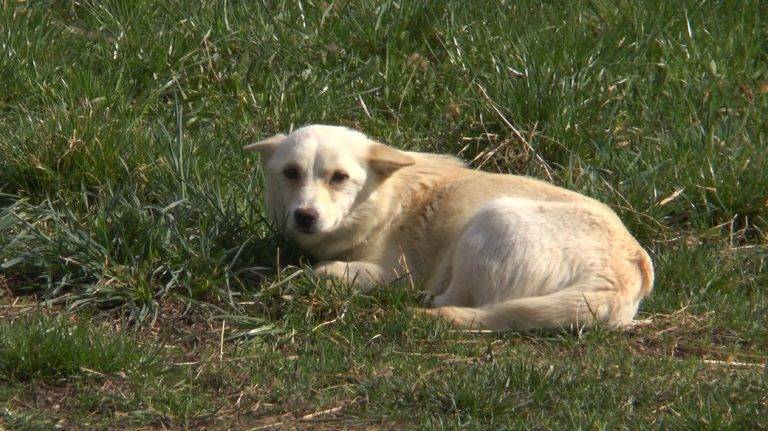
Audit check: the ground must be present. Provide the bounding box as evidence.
[0,1,766,429]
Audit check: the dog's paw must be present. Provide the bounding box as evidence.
[312,261,348,289]
[312,261,379,292]
[312,261,347,279]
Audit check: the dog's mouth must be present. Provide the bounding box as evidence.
[296,227,320,235]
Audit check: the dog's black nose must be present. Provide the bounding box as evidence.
[294,208,318,230]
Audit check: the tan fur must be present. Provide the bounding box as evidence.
[247,125,654,332]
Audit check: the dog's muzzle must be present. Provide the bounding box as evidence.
[294,207,319,233]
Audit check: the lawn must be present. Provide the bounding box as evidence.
[1,0,766,429]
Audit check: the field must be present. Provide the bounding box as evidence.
[1,1,767,429]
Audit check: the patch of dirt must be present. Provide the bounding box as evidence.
[626,309,766,365]
[0,289,59,319]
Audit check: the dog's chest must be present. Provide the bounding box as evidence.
[392,186,462,276]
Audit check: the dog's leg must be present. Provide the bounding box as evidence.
[431,279,471,307]
[313,261,397,290]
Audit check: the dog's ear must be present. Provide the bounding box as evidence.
[368,143,415,176]
[242,133,287,158]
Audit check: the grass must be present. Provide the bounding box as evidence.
[0,314,160,383]
[0,0,766,428]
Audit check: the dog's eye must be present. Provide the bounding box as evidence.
[283,167,300,180]
[283,166,300,180]
[330,170,349,184]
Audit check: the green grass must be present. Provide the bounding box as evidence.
[1,0,766,429]
[0,314,160,383]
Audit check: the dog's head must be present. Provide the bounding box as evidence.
[244,125,414,243]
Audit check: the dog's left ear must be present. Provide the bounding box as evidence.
[242,133,287,158]
[368,143,415,176]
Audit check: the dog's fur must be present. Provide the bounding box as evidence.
[244,125,654,331]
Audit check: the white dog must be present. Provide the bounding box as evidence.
[244,125,654,331]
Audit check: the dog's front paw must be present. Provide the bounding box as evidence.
[313,261,348,279]
[312,261,379,291]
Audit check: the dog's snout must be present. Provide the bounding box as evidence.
[294,207,319,230]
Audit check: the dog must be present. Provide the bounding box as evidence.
[244,125,654,331]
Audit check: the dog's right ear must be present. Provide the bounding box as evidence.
[242,133,287,158]
[368,143,415,176]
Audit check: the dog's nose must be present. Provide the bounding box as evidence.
[294,208,318,230]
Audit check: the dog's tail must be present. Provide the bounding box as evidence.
[424,289,625,331]
[636,248,655,298]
